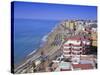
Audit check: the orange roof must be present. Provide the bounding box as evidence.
[72,64,93,70]
[64,35,90,41]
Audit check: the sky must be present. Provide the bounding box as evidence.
[12,1,97,20]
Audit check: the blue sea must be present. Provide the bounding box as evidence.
[14,19,59,64]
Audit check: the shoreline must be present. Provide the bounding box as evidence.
[14,21,61,70]
[14,19,97,73]
[26,21,60,57]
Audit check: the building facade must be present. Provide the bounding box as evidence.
[63,36,91,64]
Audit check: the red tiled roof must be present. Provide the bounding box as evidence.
[72,64,93,69]
[64,36,81,41]
[64,35,90,41]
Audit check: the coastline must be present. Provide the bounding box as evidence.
[14,19,97,73]
[14,21,61,71]
[14,19,67,72]
[27,21,60,57]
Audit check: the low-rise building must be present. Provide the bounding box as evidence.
[72,64,93,70]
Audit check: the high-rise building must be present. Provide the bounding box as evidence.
[63,36,91,64]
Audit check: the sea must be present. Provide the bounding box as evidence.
[14,19,60,65]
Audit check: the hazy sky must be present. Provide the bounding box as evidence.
[12,1,97,20]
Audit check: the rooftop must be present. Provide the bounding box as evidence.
[72,64,93,70]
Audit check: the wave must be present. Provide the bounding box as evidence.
[27,49,37,56]
[27,22,60,60]
[42,34,48,42]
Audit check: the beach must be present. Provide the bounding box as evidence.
[14,19,97,73]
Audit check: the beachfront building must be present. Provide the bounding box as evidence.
[63,20,76,30]
[69,20,76,30]
[90,28,97,47]
[64,20,70,29]
[76,22,84,31]
[83,25,97,47]
[63,36,91,64]
[72,63,93,70]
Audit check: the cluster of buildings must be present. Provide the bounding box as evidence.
[61,19,97,47]
[30,19,97,72]
[15,19,97,73]
[56,19,97,71]
[34,19,97,72]
[63,35,91,63]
